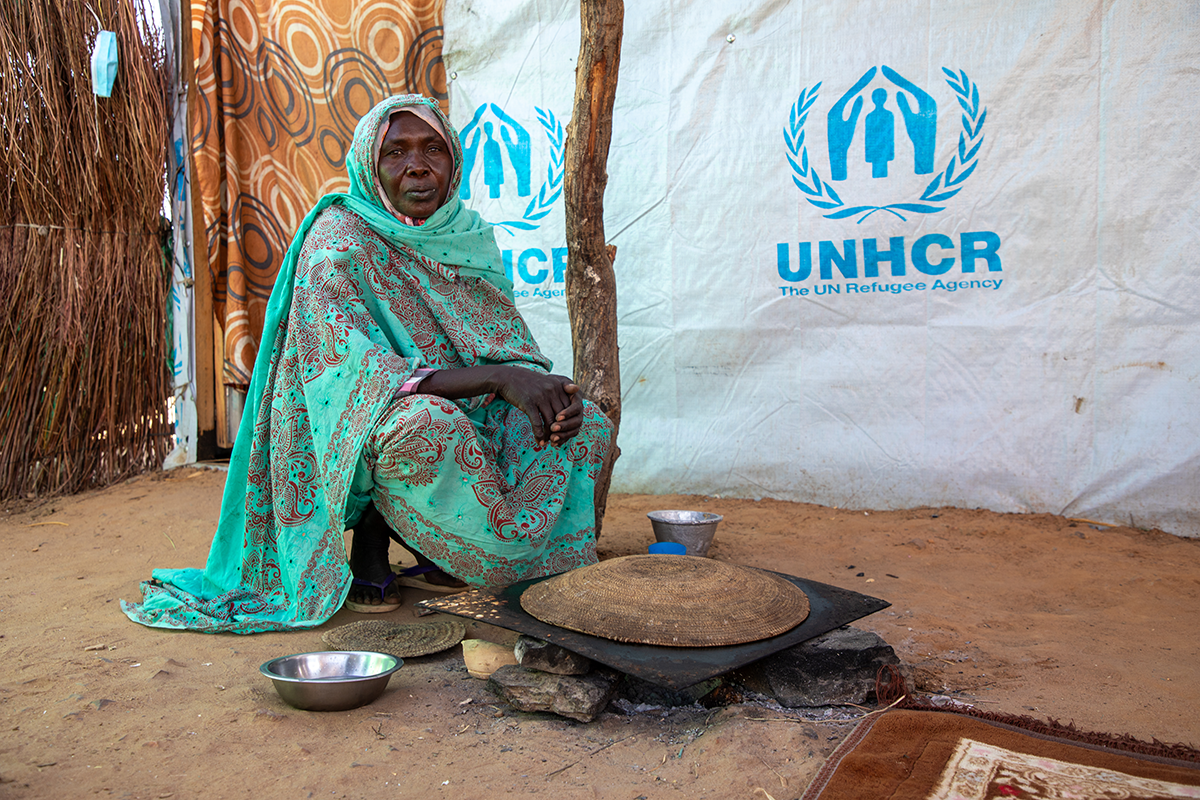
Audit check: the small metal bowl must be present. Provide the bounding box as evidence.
[259,650,402,712]
[647,510,723,557]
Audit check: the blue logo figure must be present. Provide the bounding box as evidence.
[884,66,936,175]
[827,67,876,181]
[787,67,985,222]
[826,66,937,181]
[456,103,566,234]
[460,104,532,200]
[864,88,894,178]
[483,122,504,198]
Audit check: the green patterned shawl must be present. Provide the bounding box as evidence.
[122,95,520,632]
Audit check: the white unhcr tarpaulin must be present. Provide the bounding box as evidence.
[443,0,1200,536]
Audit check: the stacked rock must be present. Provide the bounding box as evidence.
[482,636,618,723]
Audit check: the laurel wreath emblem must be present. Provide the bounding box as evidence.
[785,68,986,223]
[494,107,566,234]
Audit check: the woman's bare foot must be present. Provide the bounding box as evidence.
[412,551,467,588]
[347,506,400,608]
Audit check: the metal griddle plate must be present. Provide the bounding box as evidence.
[417,571,889,690]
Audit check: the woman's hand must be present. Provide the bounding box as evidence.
[415,365,584,446]
[546,383,583,446]
[492,369,583,447]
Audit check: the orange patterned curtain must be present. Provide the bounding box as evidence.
[189,0,446,386]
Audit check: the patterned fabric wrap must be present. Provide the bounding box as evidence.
[122,95,611,633]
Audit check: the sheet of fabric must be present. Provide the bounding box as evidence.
[802,709,1200,799]
[443,0,1200,536]
[123,96,610,633]
[159,0,198,468]
[189,0,447,385]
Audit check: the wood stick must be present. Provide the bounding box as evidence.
[564,0,624,538]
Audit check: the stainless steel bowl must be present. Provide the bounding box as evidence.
[259,650,402,711]
[647,510,723,557]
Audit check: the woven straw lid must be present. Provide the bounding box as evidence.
[519,555,809,647]
[321,619,466,659]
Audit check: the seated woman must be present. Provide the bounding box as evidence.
[123,95,613,633]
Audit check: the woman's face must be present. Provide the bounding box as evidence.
[377,112,454,219]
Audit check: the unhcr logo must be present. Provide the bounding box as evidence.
[784,66,987,223]
[459,103,565,235]
[776,67,1003,298]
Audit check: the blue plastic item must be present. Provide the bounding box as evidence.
[91,31,118,97]
[648,542,687,555]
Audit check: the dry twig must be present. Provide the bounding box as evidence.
[754,754,788,788]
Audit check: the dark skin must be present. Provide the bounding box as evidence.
[419,366,583,447]
[376,112,454,219]
[347,112,584,606]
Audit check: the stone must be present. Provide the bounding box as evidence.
[738,625,900,708]
[488,665,618,722]
[513,636,593,676]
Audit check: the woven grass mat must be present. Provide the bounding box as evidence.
[802,706,1200,799]
[321,619,466,659]
[520,555,809,646]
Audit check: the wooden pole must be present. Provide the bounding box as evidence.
[564,0,624,538]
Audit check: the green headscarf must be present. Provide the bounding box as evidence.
[281,93,513,301]
[344,95,512,291]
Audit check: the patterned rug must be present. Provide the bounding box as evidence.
[802,707,1200,799]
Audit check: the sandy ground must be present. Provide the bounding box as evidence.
[1,467,1197,799]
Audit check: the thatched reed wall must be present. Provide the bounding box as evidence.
[0,1,172,499]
